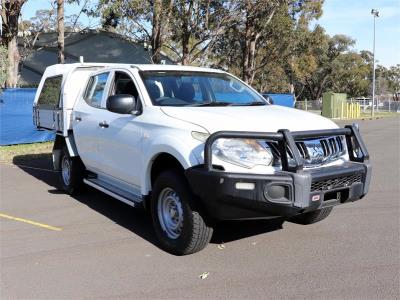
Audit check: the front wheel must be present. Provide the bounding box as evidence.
[151,170,213,255]
[59,146,85,195]
[288,207,333,225]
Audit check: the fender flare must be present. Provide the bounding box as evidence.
[141,141,201,195]
[52,132,79,170]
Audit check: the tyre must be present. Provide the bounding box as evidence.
[59,146,85,195]
[288,207,333,225]
[151,170,213,255]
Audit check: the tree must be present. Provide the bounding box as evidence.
[330,51,371,98]
[386,65,400,101]
[166,0,235,65]
[1,0,27,87]
[27,9,57,32]
[210,0,323,90]
[18,3,86,65]
[57,0,65,63]
[93,0,174,63]
[291,29,355,100]
[239,0,285,83]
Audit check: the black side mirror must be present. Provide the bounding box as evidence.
[106,94,138,114]
[262,94,274,104]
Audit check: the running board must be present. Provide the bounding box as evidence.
[83,178,142,208]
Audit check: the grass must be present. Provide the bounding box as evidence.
[0,141,53,165]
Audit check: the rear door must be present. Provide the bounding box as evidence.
[72,71,112,172]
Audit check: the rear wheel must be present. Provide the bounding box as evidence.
[59,146,85,195]
[151,170,213,255]
[289,207,333,225]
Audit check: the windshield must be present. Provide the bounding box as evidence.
[140,71,267,107]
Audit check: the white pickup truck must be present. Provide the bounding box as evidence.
[33,63,371,255]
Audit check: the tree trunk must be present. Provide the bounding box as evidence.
[315,76,329,100]
[151,0,162,64]
[1,0,26,87]
[5,37,19,87]
[57,0,65,64]
[241,1,277,84]
[248,34,259,85]
[181,32,190,65]
[242,17,251,83]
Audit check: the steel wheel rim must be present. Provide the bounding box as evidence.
[61,156,71,186]
[157,187,184,239]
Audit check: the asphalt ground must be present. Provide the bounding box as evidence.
[1,116,399,299]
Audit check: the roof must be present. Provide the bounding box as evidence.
[42,63,225,77]
[133,64,224,73]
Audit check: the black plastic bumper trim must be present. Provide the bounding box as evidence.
[186,161,371,221]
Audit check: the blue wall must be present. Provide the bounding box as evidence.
[0,88,54,146]
[263,93,296,108]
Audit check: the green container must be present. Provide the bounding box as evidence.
[322,92,347,118]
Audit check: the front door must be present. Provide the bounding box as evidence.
[96,71,144,192]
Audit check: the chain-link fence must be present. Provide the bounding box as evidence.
[295,98,400,115]
[295,100,322,112]
[360,98,400,113]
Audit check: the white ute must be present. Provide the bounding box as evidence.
[33,63,372,255]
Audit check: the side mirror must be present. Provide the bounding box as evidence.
[106,94,138,114]
[262,94,274,104]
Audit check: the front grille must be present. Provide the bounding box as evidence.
[267,136,346,167]
[296,136,345,166]
[311,173,363,192]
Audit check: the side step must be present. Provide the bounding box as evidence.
[83,178,142,208]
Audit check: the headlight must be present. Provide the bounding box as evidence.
[212,138,273,168]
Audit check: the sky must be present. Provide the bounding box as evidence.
[314,0,400,68]
[21,0,400,68]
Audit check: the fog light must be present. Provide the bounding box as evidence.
[264,184,291,203]
[235,182,255,190]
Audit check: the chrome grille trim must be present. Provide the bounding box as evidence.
[295,136,346,166]
[266,136,346,168]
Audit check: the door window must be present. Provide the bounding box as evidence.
[37,76,63,108]
[84,72,110,108]
[109,71,141,111]
[111,72,139,98]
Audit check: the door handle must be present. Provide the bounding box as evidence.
[75,116,82,121]
[99,121,109,128]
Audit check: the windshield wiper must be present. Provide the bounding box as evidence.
[188,102,233,107]
[231,102,267,106]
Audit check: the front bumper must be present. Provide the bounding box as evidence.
[185,125,372,220]
[186,161,372,220]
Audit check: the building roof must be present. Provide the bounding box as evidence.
[18,30,175,86]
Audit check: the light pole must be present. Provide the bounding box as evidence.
[371,9,379,117]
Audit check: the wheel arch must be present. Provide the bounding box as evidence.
[52,132,80,171]
[141,138,200,195]
[150,153,185,185]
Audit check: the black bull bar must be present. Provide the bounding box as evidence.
[204,125,369,172]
